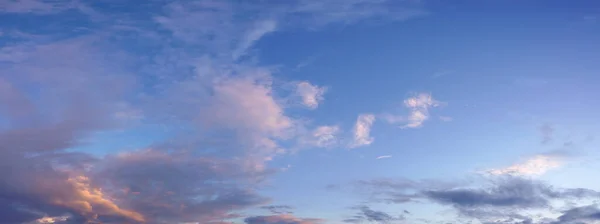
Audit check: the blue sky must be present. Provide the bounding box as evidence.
[1,0,600,224]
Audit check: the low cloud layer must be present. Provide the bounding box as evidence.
[244,214,324,224]
[354,176,600,223]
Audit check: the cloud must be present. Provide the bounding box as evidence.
[382,93,441,128]
[291,0,427,27]
[552,205,600,224]
[486,153,566,176]
[540,123,554,144]
[424,177,600,209]
[353,176,600,223]
[244,214,324,224]
[344,205,403,223]
[0,0,429,223]
[349,114,376,148]
[0,34,144,224]
[295,81,327,109]
[233,20,278,60]
[299,125,340,148]
[94,149,270,223]
[261,205,295,214]
[376,155,392,160]
[401,93,440,128]
[0,0,74,14]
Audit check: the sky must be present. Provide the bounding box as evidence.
[1,0,600,224]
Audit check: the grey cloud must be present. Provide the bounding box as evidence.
[344,205,404,223]
[261,205,295,214]
[552,205,600,224]
[424,178,599,209]
[355,178,459,204]
[94,149,270,223]
[0,36,143,223]
[244,214,324,224]
[355,176,600,224]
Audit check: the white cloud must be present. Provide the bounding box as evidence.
[300,125,340,148]
[383,93,441,128]
[293,0,427,26]
[296,81,327,109]
[232,20,277,60]
[29,216,69,224]
[349,114,376,148]
[486,154,565,176]
[376,155,392,160]
[0,0,73,14]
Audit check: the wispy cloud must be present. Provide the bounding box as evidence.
[349,114,376,148]
[540,123,554,144]
[233,20,278,60]
[485,153,567,176]
[376,155,392,160]
[300,125,340,148]
[0,0,73,14]
[261,205,295,214]
[383,93,441,128]
[296,81,327,109]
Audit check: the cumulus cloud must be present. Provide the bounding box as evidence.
[295,81,327,109]
[349,114,376,148]
[244,214,324,224]
[382,93,441,128]
[486,154,566,176]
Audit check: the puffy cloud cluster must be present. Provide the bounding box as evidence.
[0,0,427,223]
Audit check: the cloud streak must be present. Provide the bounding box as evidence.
[486,153,567,176]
